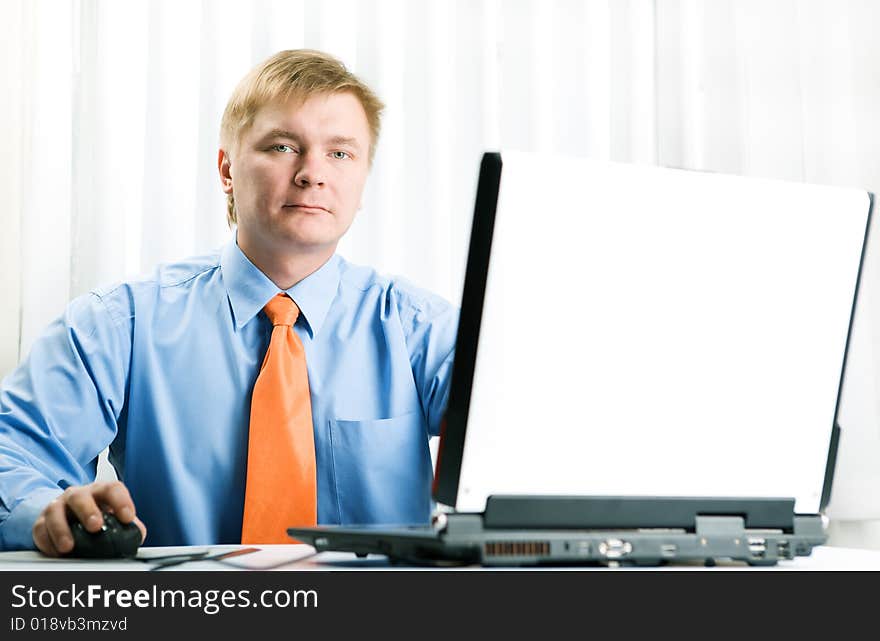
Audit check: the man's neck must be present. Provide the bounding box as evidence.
[237,234,335,290]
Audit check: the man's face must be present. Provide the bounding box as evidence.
[221,91,371,256]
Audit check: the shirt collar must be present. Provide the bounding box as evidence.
[220,238,341,339]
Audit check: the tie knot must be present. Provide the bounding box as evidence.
[263,294,300,327]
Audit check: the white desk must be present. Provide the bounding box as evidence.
[2,544,880,571]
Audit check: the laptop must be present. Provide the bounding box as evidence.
[290,151,874,566]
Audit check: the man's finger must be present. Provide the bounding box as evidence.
[32,516,59,557]
[133,516,147,544]
[43,499,74,555]
[92,481,137,523]
[65,489,104,533]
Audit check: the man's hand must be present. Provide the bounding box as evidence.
[32,481,147,557]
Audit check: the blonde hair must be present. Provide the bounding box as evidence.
[220,49,384,227]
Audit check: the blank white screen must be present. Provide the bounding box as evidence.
[456,152,869,514]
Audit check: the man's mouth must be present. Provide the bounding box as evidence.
[284,203,330,213]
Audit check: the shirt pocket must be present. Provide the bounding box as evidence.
[329,411,433,525]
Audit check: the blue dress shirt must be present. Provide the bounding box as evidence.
[0,240,459,549]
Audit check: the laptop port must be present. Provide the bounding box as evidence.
[748,537,767,558]
[567,541,590,557]
[599,539,632,559]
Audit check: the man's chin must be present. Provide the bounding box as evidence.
[270,230,338,254]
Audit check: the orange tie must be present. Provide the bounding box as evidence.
[241,293,317,544]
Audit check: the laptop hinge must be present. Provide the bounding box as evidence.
[482,496,797,532]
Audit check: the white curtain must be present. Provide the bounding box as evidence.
[3,0,880,534]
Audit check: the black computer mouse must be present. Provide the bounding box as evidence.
[67,512,142,558]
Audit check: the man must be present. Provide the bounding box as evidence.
[0,50,458,554]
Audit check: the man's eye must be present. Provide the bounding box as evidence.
[272,144,296,153]
[330,151,350,160]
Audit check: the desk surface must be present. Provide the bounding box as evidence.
[1,544,880,571]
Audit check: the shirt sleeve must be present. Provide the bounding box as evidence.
[399,288,460,438]
[0,290,131,550]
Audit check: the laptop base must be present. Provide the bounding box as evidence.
[288,496,828,567]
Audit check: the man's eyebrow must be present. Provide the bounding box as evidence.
[257,130,363,151]
[326,136,362,150]
[260,129,300,142]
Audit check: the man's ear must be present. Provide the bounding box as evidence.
[218,148,233,195]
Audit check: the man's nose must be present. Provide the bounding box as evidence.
[293,152,325,188]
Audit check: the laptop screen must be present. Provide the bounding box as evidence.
[436,151,871,515]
